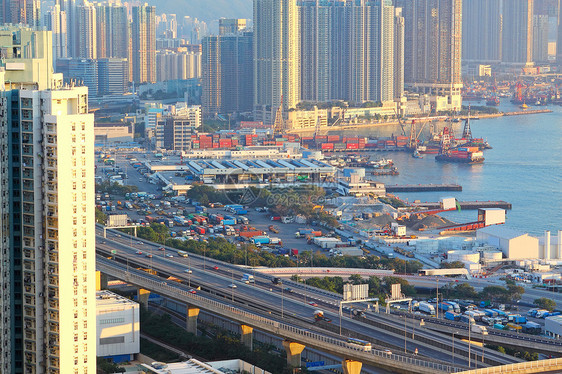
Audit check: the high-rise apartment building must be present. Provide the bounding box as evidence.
[0,26,96,374]
[132,4,157,84]
[533,14,549,63]
[219,18,248,35]
[558,0,562,64]
[462,0,502,63]
[60,0,80,58]
[298,0,331,103]
[45,4,69,63]
[78,2,97,59]
[394,7,405,99]
[7,0,41,26]
[156,48,202,82]
[298,0,395,104]
[502,0,534,65]
[202,32,254,115]
[396,0,462,96]
[98,58,129,96]
[254,0,300,109]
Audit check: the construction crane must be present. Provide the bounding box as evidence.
[272,95,285,135]
[462,109,473,140]
[394,108,407,136]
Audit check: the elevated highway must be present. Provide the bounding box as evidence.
[95,227,558,371]
[97,257,459,374]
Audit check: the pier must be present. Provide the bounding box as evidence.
[385,184,462,192]
[410,200,512,210]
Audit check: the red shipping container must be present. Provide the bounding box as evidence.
[347,143,359,149]
[321,143,334,150]
[358,143,365,149]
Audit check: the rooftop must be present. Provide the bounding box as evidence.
[96,290,138,308]
[477,225,529,240]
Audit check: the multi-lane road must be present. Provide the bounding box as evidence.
[96,226,526,369]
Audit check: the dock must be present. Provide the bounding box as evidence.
[410,201,512,210]
[385,184,462,192]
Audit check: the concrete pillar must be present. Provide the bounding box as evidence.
[342,360,362,374]
[96,271,108,291]
[240,324,253,350]
[282,340,305,367]
[545,231,551,260]
[186,307,200,335]
[137,288,150,308]
[558,230,562,259]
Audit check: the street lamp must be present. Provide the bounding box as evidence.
[281,284,284,318]
[452,331,458,365]
[468,319,471,368]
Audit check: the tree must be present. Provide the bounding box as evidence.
[451,283,478,299]
[95,208,107,225]
[440,261,466,269]
[349,274,363,285]
[534,298,556,311]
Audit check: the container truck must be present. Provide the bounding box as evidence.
[471,324,488,335]
[484,309,498,318]
[241,273,255,284]
[439,302,454,313]
[418,302,435,316]
[444,311,459,321]
[252,236,270,245]
[493,323,505,330]
[507,314,527,324]
[234,209,248,215]
[445,301,461,313]
[269,237,282,245]
[290,248,299,256]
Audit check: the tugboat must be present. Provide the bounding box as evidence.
[486,96,500,106]
[412,148,423,159]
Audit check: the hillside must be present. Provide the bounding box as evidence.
[146,0,252,23]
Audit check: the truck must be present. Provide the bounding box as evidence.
[241,273,255,284]
[471,324,488,335]
[272,277,282,285]
[252,236,270,245]
[269,225,280,234]
[418,302,435,316]
[234,208,248,215]
[313,310,332,323]
[507,314,527,324]
[281,216,294,224]
[290,248,299,256]
[460,315,475,324]
[484,309,498,318]
[439,302,454,313]
[445,301,461,313]
[444,311,459,321]
[238,216,249,225]
[269,237,282,245]
[540,311,560,318]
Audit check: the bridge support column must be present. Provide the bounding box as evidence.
[282,340,305,367]
[137,288,150,308]
[240,325,253,350]
[96,271,108,291]
[186,307,200,335]
[342,360,362,374]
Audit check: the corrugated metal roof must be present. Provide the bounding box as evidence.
[477,225,528,240]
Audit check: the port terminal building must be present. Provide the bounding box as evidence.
[147,157,337,193]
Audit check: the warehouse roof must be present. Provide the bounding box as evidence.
[477,225,529,240]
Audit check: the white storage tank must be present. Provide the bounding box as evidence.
[482,251,503,260]
[447,250,480,263]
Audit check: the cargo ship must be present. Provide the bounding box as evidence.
[435,147,484,164]
[486,96,500,106]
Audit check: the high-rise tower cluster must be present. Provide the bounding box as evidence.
[0,26,96,374]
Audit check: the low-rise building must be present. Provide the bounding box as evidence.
[476,226,539,260]
[545,315,562,339]
[96,290,140,362]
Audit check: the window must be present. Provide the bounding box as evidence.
[99,336,125,345]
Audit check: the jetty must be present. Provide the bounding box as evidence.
[385,184,462,192]
[410,200,512,210]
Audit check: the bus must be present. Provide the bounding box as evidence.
[346,338,372,351]
[176,250,189,258]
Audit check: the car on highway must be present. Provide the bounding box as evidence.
[284,287,292,293]
[184,268,192,274]
[308,302,318,307]
[229,284,237,289]
[383,349,392,355]
[165,254,173,258]
[137,241,143,245]
[188,289,196,294]
[213,266,219,270]
[145,253,153,258]
[115,234,121,238]
[136,250,143,255]
[158,247,165,251]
